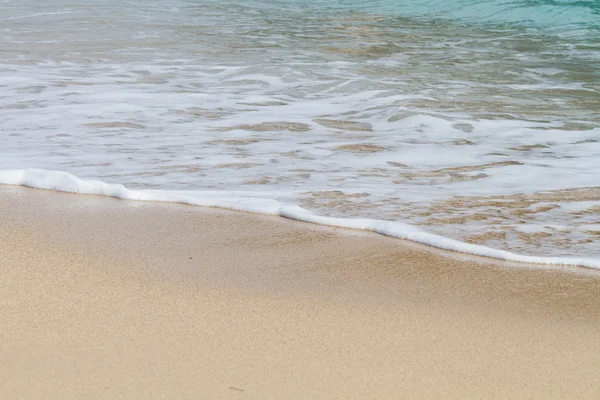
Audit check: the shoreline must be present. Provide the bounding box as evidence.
[2,185,600,398]
[1,168,599,270]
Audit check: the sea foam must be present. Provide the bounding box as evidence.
[2,0,598,260]
[2,168,599,270]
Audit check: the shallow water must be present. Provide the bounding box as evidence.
[1,0,599,257]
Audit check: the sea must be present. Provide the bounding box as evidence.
[1,0,599,266]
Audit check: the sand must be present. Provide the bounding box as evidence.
[1,185,600,399]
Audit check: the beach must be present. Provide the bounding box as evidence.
[2,0,599,398]
[2,185,600,399]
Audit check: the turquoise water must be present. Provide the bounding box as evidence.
[292,0,600,29]
[219,0,600,32]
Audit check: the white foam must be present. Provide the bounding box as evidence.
[513,224,551,234]
[2,168,599,270]
[560,201,600,213]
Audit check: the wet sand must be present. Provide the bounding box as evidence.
[1,185,600,399]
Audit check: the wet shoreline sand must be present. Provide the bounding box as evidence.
[2,185,600,399]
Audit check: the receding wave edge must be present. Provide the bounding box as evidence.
[2,168,598,270]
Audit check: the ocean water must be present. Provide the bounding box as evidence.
[1,0,599,264]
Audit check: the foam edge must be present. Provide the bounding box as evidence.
[1,168,598,270]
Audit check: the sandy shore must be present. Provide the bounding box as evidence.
[1,185,600,399]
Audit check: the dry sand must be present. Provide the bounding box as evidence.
[1,185,600,399]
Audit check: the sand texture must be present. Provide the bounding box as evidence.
[1,186,600,399]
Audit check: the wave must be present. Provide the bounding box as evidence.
[1,168,599,270]
[317,0,600,31]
